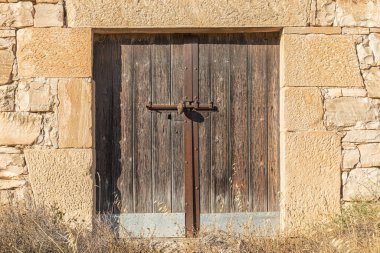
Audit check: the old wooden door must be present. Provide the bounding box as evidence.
[94,33,280,237]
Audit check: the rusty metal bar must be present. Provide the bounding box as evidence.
[192,41,200,236]
[146,102,216,112]
[183,39,196,238]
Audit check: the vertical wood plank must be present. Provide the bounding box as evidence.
[250,34,268,212]
[133,37,153,213]
[230,34,249,212]
[198,35,212,214]
[171,35,185,213]
[118,40,135,213]
[151,36,172,213]
[210,35,230,213]
[267,34,280,212]
[94,35,114,212]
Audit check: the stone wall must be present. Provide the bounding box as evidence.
[0,0,379,230]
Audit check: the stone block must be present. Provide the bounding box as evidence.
[16,78,57,112]
[0,84,15,111]
[39,113,58,148]
[24,149,94,225]
[66,0,309,27]
[0,146,20,154]
[0,153,25,179]
[343,130,380,143]
[36,0,61,3]
[284,87,324,131]
[17,28,92,78]
[363,68,380,98]
[342,27,370,35]
[284,131,341,229]
[314,0,336,26]
[341,88,367,97]
[357,38,376,69]
[369,33,380,65]
[343,148,360,169]
[0,2,33,28]
[0,49,14,85]
[0,179,26,190]
[325,97,378,128]
[34,4,64,27]
[358,143,380,167]
[283,27,341,35]
[335,0,380,27]
[370,28,380,33]
[58,79,92,148]
[321,88,343,99]
[282,35,363,87]
[0,112,42,145]
[343,168,380,201]
[0,29,15,37]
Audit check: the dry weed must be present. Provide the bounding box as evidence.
[0,202,379,253]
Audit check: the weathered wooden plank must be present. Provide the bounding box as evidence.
[117,40,135,214]
[198,35,212,214]
[230,34,249,212]
[151,36,172,213]
[94,35,115,212]
[250,34,268,212]
[133,37,153,213]
[267,34,280,212]
[210,35,230,213]
[171,35,185,213]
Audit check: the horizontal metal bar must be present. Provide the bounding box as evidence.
[146,104,217,111]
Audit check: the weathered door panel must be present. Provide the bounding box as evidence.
[94,33,280,237]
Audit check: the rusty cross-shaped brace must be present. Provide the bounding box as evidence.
[146,100,217,115]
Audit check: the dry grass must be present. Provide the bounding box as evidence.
[0,202,379,253]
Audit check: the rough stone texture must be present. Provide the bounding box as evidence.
[335,0,380,27]
[16,78,57,112]
[284,87,324,131]
[283,35,364,87]
[0,29,15,37]
[363,68,380,98]
[0,179,26,190]
[0,153,25,179]
[313,0,336,26]
[34,4,64,27]
[0,185,33,207]
[358,143,380,167]
[325,97,379,128]
[0,2,34,28]
[37,113,58,148]
[283,27,341,34]
[343,130,380,143]
[58,79,92,148]
[343,148,360,170]
[343,168,380,201]
[0,84,15,111]
[369,33,380,65]
[66,0,309,27]
[25,149,94,224]
[17,28,92,78]
[0,49,14,85]
[0,112,42,145]
[284,131,341,229]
